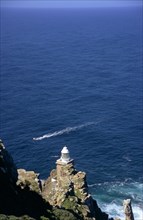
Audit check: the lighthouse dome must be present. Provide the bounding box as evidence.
[61,146,69,154]
[61,146,70,163]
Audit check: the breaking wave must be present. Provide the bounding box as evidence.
[103,203,142,220]
[33,121,98,141]
[89,180,143,220]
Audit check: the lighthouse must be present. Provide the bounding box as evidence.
[56,146,73,164]
[56,146,74,185]
[60,146,71,163]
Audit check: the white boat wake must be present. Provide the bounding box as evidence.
[33,121,99,141]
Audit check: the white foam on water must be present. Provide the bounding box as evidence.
[90,181,143,220]
[103,203,143,220]
[33,121,98,141]
[103,202,124,219]
[133,206,143,220]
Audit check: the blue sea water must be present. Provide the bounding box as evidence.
[0,7,143,219]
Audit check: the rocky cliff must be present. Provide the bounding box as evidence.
[0,139,52,219]
[0,140,134,220]
[42,153,108,220]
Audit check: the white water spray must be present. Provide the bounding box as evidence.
[33,121,99,141]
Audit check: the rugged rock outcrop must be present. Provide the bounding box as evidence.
[0,141,105,220]
[123,199,134,220]
[42,147,108,220]
[0,140,135,220]
[0,140,52,219]
[0,139,19,214]
[0,139,18,186]
[17,169,42,193]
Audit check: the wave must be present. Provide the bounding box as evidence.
[89,180,143,220]
[103,202,143,220]
[33,121,99,141]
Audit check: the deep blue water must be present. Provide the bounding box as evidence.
[0,7,142,219]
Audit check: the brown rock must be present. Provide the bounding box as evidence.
[17,169,42,193]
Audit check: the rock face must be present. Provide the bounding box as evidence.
[0,140,108,219]
[17,169,42,193]
[42,147,108,220]
[0,139,18,186]
[0,140,52,219]
[0,140,135,220]
[123,199,134,220]
[0,139,19,214]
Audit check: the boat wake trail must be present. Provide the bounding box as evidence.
[33,121,98,141]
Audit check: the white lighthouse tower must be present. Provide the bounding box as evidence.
[56,146,73,164]
[60,146,71,163]
[56,146,74,185]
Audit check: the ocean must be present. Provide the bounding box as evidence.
[0,7,142,219]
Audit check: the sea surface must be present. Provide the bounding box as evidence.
[0,7,143,219]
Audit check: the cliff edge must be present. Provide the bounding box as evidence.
[42,146,108,220]
[0,140,134,220]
